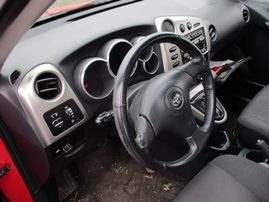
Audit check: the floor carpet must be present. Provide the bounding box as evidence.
[63,140,190,202]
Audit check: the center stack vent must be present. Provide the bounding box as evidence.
[243,9,250,22]
[209,25,217,41]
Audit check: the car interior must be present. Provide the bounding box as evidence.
[1,0,269,201]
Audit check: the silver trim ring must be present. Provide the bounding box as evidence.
[130,36,153,62]
[143,52,159,75]
[101,39,138,77]
[79,58,114,100]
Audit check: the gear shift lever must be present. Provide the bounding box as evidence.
[256,139,269,160]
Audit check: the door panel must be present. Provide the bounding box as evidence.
[0,138,33,202]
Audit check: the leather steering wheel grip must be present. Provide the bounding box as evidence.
[113,32,215,172]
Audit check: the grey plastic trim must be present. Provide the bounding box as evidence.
[18,64,89,146]
[155,16,211,72]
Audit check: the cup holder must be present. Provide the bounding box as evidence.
[245,150,266,163]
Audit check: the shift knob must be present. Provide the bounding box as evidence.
[256,139,269,160]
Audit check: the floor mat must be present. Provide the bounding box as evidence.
[56,169,79,201]
[64,140,189,202]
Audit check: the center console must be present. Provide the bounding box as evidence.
[155,16,229,150]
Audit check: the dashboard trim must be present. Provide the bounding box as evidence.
[18,64,89,146]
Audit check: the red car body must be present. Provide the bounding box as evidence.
[41,1,96,18]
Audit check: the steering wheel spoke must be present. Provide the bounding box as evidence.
[134,116,155,149]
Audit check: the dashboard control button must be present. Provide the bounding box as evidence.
[44,99,84,136]
[62,142,73,153]
[169,46,177,53]
[172,61,180,67]
[50,112,58,119]
[194,39,199,44]
[64,106,75,119]
[179,24,185,33]
[171,54,178,60]
[183,53,192,62]
[194,22,200,28]
[95,110,114,126]
[201,48,206,53]
[52,117,64,129]
[187,22,192,30]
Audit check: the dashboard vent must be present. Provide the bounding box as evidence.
[162,20,175,32]
[35,73,61,100]
[209,25,217,41]
[243,9,250,22]
[10,70,21,84]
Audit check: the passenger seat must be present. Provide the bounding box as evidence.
[238,85,269,149]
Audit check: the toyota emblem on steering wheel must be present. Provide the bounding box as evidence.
[172,93,182,108]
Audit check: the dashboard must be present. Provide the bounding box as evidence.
[0,0,251,188]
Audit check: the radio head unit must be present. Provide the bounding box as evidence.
[184,28,207,54]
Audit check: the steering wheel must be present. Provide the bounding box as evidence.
[113,32,215,172]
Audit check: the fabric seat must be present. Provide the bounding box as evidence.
[238,85,269,149]
[174,155,269,202]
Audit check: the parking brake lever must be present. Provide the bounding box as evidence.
[256,139,269,160]
[210,57,252,85]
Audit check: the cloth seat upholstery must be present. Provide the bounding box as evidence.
[174,155,269,202]
[238,85,269,149]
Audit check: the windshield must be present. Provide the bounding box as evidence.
[39,0,114,20]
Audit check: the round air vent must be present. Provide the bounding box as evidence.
[35,73,61,100]
[162,20,175,32]
[209,25,217,41]
[243,9,250,22]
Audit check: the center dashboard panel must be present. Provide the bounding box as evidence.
[155,16,227,130]
[155,16,211,72]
